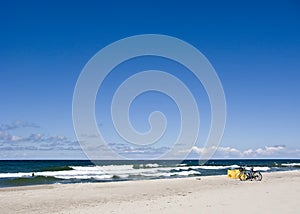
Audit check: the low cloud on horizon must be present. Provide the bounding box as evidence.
[0,121,299,159]
[191,145,300,159]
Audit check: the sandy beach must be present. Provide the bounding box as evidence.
[0,170,299,214]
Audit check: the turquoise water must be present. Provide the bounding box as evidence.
[0,159,299,188]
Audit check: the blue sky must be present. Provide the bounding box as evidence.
[0,0,299,159]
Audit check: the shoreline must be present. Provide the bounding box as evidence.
[0,170,299,213]
[0,169,299,190]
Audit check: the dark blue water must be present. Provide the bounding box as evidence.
[0,159,299,188]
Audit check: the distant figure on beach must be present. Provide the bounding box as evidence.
[32,173,35,177]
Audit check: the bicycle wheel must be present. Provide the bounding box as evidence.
[253,172,262,181]
[238,172,247,181]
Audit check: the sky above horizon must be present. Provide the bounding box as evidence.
[0,0,300,159]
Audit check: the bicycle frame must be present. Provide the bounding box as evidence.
[238,167,262,181]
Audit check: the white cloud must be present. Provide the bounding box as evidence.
[0,120,39,131]
[11,135,22,142]
[243,149,254,156]
[107,142,170,158]
[255,145,285,155]
[218,146,240,154]
[191,145,299,158]
[1,122,299,159]
[0,130,22,143]
[191,146,240,157]
[0,122,80,154]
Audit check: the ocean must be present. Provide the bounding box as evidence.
[0,159,299,188]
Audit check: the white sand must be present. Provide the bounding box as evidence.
[0,170,299,214]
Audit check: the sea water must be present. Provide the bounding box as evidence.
[0,159,299,187]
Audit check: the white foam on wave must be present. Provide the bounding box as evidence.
[42,165,200,180]
[245,166,270,171]
[55,174,114,180]
[72,165,169,175]
[173,170,201,176]
[0,172,32,178]
[281,163,300,167]
[198,164,240,170]
[0,164,200,179]
[0,164,272,180]
[140,170,201,177]
[0,164,216,179]
[176,163,187,166]
[174,164,240,170]
[142,163,160,168]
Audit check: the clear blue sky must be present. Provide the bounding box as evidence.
[0,0,299,159]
